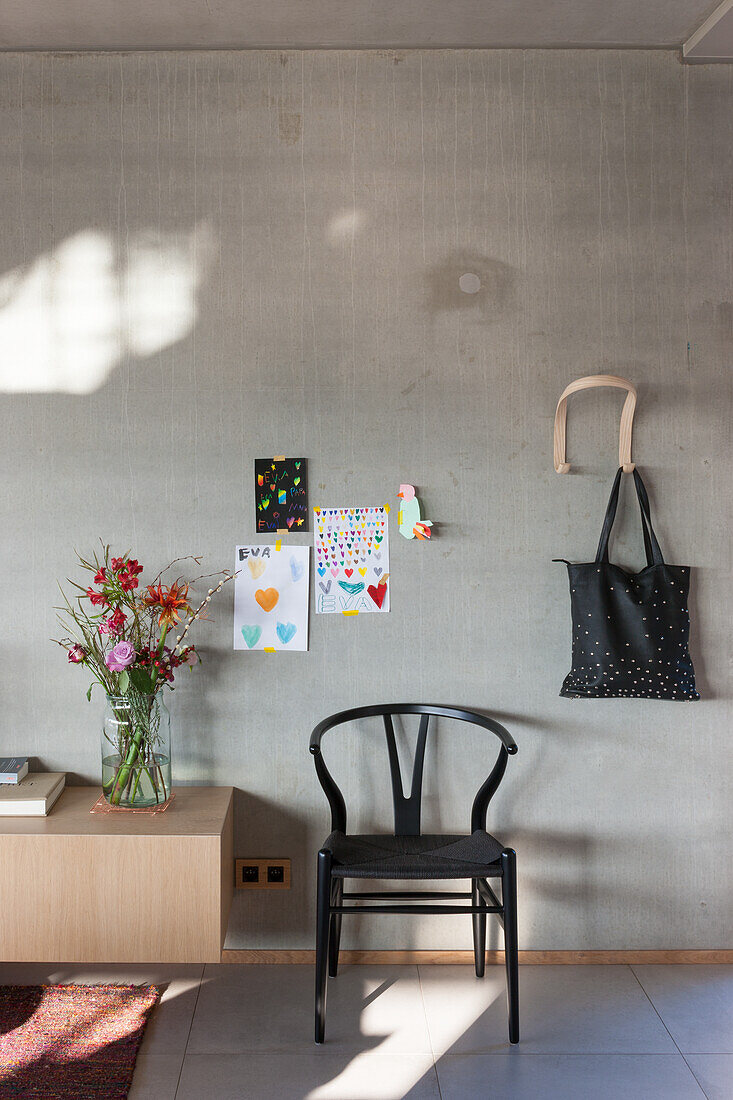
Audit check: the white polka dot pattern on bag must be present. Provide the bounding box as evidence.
[559,563,699,701]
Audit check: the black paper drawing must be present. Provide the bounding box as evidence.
[255,458,308,532]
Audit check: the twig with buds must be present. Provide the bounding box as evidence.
[173,572,236,654]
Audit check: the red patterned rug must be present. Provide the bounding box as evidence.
[0,984,160,1099]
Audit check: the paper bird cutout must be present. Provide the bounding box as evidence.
[397,485,433,540]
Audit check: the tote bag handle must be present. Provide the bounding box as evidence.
[595,468,665,567]
[554,375,637,474]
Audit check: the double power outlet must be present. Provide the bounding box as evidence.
[235,858,291,890]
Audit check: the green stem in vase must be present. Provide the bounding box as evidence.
[155,761,168,803]
[109,723,147,804]
[130,767,143,804]
[141,764,160,803]
[109,686,159,805]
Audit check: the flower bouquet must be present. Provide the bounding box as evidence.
[56,546,233,807]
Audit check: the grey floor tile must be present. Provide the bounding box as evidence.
[0,963,203,1055]
[685,1054,733,1099]
[418,965,677,1054]
[187,964,431,1054]
[128,1054,183,1100]
[176,1052,440,1099]
[633,966,733,1054]
[186,963,431,1056]
[435,1053,707,1100]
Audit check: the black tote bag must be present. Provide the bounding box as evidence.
[557,468,699,700]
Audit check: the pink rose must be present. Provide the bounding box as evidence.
[105,640,136,672]
[68,644,87,664]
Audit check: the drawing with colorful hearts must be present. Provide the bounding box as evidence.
[254,458,308,533]
[233,544,310,650]
[314,505,390,615]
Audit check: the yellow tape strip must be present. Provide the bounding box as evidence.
[342,610,359,616]
[275,539,282,552]
[264,647,276,653]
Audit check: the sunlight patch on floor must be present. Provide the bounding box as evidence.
[306,969,501,1099]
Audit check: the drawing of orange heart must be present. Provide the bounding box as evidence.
[255,587,279,612]
[248,559,267,580]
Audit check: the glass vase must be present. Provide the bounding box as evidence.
[102,693,171,808]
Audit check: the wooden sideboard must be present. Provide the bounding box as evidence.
[0,786,233,963]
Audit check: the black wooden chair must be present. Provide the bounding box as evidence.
[310,703,519,1045]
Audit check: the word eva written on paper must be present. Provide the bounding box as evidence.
[254,458,308,532]
[314,506,390,614]
[233,545,310,650]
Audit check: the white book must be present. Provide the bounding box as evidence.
[0,773,66,816]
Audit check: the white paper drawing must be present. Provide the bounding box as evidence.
[233,545,310,650]
[314,506,390,615]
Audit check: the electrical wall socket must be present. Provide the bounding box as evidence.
[235,858,291,890]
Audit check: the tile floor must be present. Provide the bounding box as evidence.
[0,962,731,1098]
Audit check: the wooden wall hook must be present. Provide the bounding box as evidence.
[554,374,637,474]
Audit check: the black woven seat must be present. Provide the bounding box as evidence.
[324,830,504,879]
[310,704,519,1046]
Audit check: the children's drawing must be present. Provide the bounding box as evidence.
[254,587,279,612]
[397,485,432,540]
[255,458,308,533]
[314,506,390,615]
[367,578,388,609]
[234,545,309,650]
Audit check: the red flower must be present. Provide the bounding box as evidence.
[85,587,109,607]
[104,607,127,635]
[93,567,107,584]
[142,581,190,627]
[110,606,126,629]
[111,557,143,579]
[119,572,139,592]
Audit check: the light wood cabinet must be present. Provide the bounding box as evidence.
[0,786,233,963]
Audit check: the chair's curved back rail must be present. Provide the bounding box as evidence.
[309,703,517,835]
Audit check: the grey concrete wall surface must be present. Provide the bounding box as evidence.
[0,50,731,950]
[0,0,715,50]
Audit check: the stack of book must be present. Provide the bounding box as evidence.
[0,760,65,816]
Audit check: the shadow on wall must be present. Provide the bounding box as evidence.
[230,789,315,948]
[0,223,215,394]
[425,249,517,321]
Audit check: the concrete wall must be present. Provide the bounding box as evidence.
[0,50,730,950]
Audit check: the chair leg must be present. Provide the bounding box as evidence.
[501,848,519,1044]
[472,878,486,978]
[328,878,343,978]
[315,849,332,1044]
